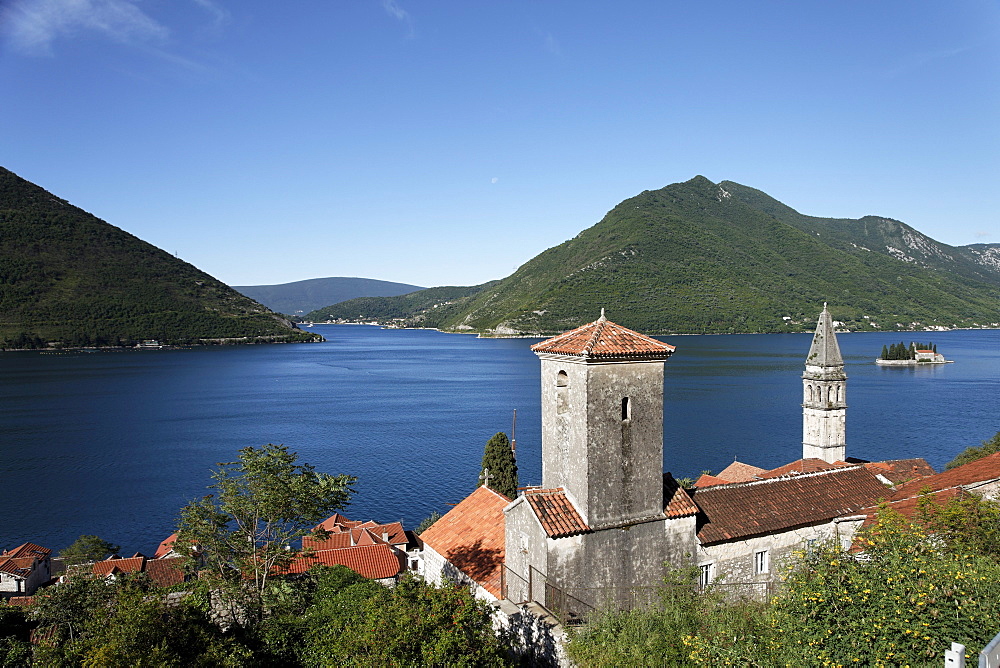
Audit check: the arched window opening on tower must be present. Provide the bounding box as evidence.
[621,397,631,422]
[807,385,814,402]
[556,370,568,387]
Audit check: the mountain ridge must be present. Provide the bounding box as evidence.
[315,176,999,335]
[0,167,319,348]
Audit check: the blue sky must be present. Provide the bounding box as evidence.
[2,1,998,288]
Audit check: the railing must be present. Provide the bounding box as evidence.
[504,564,781,626]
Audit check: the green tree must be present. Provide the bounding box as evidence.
[176,444,356,630]
[29,574,249,666]
[945,430,1000,470]
[478,432,518,499]
[880,344,888,360]
[301,570,509,667]
[60,534,121,568]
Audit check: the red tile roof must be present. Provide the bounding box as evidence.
[4,596,34,607]
[890,452,1000,500]
[93,556,145,577]
[530,312,675,360]
[153,533,178,559]
[663,475,699,518]
[759,458,843,478]
[0,558,31,578]
[302,532,355,551]
[693,473,731,488]
[524,488,591,538]
[863,458,936,484]
[281,544,404,580]
[3,543,51,560]
[693,466,890,545]
[717,461,767,483]
[859,487,966,529]
[144,557,186,587]
[420,486,508,598]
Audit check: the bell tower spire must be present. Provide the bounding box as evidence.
[802,304,847,463]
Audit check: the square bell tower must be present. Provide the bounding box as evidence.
[530,310,675,528]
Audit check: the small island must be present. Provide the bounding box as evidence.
[876,341,953,366]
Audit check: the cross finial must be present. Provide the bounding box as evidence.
[599,308,606,320]
[480,467,491,488]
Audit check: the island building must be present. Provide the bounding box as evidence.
[419,306,996,621]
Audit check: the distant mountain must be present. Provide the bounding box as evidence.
[304,282,498,328]
[371,176,998,335]
[234,277,424,316]
[0,167,320,348]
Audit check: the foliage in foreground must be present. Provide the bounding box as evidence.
[569,492,1000,667]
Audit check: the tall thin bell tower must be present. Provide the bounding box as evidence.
[802,304,847,463]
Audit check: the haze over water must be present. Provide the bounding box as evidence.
[2,325,997,555]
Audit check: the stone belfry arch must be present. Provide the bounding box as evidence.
[802,304,847,463]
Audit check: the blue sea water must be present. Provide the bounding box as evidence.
[1,325,997,555]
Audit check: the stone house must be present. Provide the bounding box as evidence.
[0,542,52,598]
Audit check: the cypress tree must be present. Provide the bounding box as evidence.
[880,344,888,360]
[479,431,518,499]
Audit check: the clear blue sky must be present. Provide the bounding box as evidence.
[2,1,998,288]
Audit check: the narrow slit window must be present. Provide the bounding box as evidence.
[621,397,630,421]
[754,549,769,574]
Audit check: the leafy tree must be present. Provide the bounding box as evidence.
[945,430,1000,470]
[29,573,249,666]
[478,432,518,499]
[880,344,888,360]
[59,534,121,567]
[300,569,509,667]
[0,605,31,667]
[176,444,356,630]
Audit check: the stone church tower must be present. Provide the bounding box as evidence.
[802,304,847,463]
[504,311,698,610]
[533,309,675,527]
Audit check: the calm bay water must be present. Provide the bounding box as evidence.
[2,325,997,555]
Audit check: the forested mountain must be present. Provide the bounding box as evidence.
[0,167,319,348]
[234,277,424,316]
[304,283,497,328]
[334,177,999,335]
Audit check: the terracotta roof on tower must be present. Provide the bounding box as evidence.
[524,488,591,537]
[420,486,508,598]
[530,311,675,359]
[693,466,889,545]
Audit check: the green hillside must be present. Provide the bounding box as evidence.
[434,176,1000,335]
[0,167,320,348]
[304,283,497,328]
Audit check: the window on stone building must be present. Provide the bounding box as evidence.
[556,370,568,387]
[698,563,713,589]
[621,396,631,422]
[754,549,769,575]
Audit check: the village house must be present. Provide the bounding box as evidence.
[0,543,52,599]
[419,305,1000,619]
